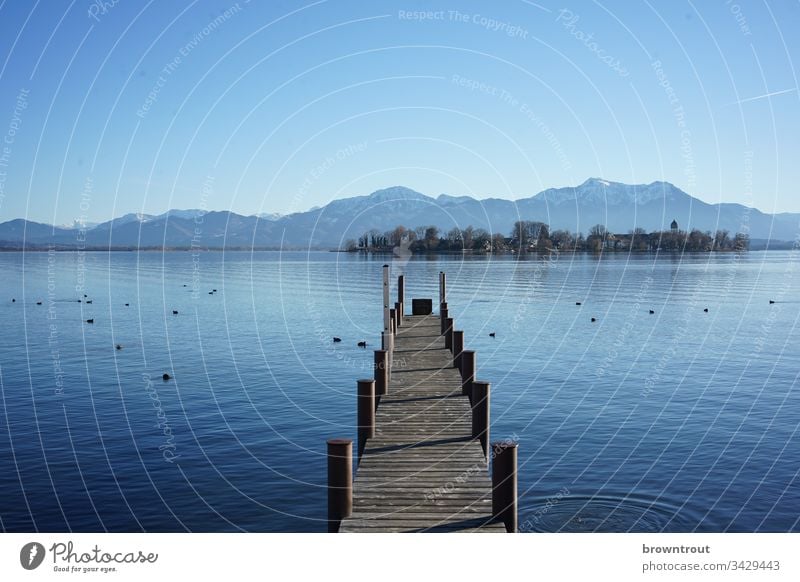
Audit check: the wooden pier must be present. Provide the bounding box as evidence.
[327,269,518,533]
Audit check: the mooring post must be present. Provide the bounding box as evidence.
[440,303,448,334]
[374,350,388,398]
[461,350,475,398]
[492,441,518,533]
[453,330,464,370]
[395,301,402,327]
[397,275,405,325]
[382,264,390,334]
[439,271,447,305]
[382,331,394,377]
[357,379,375,458]
[389,308,396,335]
[471,380,490,459]
[445,317,454,351]
[327,438,352,533]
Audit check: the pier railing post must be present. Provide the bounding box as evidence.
[440,302,448,334]
[382,264,390,334]
[471,380,490,460]
[397,275,405,324]
[374,350,388,398]
[389,308,396,336]
[461,350,475,398]
[382,331,394,377]
[327,438,352,533]
[439,271,446,305]
[453,330,464,370]
[492,441,518,533]
[445,317,454,352]
[398,274,405,302]
[357,379,375,458]
[395,301,402,327]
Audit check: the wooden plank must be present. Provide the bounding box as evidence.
[340,314,502,533]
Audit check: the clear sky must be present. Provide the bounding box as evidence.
[0,0,798,225]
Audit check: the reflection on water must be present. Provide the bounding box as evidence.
[0,250,798,531]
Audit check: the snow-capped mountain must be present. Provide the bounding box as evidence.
[1,180,796,249]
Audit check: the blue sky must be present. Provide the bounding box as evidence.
[0,0,798,225]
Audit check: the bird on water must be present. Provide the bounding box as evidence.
[86,319,94,324]
[649,310,655,314]
[357,341,367,348]
[172,310,178,315]
[333,337,342,343]
[591,317,597,322]
[769,300,775,304]
[162,373,171,381]
[703,308,709,312]
[489,332,496,338]
[575,302,582,306]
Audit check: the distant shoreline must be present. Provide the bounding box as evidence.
[0,244,793,253]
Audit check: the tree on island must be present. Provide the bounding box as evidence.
[348,220,749,254]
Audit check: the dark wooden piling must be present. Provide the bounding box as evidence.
[492,442,518,533]
[357,380,376,458]
[439,271,447,305]
[453,330,464,371]
[461,350,475,397]
[398,274,405,304]
[374,350,388,397]
[381,331,393,374]
[327,438,353,532]
[471,381,490,459]
[412,298,432,315]
[382,264,390,333]
[395,301,403,327]
[440,302,448,334]
[444,317,454,351]
[397,275,405,325]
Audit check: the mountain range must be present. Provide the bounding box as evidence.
[1,179,797,250]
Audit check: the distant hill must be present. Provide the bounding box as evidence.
[1,179,797,249]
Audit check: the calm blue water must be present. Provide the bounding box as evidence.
[0,250,798,532]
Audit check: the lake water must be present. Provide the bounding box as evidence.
[0,250,798,532]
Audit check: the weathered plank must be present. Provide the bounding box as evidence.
[340,314,503,533]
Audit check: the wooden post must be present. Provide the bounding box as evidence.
[439,271,446,305]
[440,303,448,334]
[382,264,390,333]
[471,381,490,459]
[395,301,402,327]
[374,350,388,398]
[445,317,454,352]
[327,438,352,532]
[453,330,464,370]
[492,441,518,533]
[357,379,375,458]
[397,275,405,304]
[461,350,475,398]
[382,331,394,377]
[389,308,396,335]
